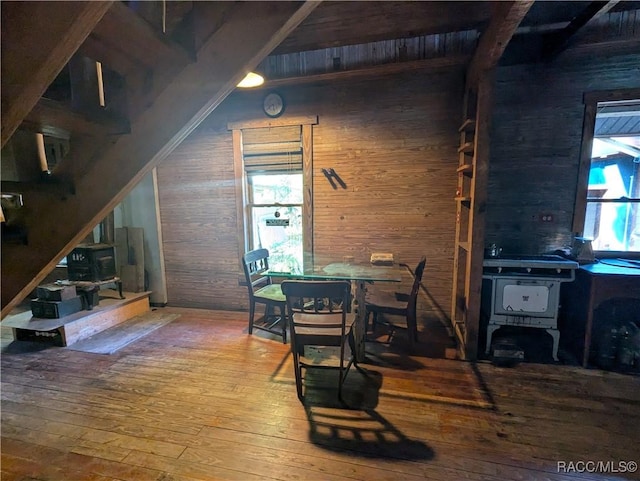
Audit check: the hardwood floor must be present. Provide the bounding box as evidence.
[1,307,639,481]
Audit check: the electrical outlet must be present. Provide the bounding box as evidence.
[539,213,554,222]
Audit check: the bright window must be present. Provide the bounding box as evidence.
[247,173,303,271]
[584,100,640,252]
[230,118,316,276]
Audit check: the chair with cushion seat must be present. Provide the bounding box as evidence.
[242,248,287,343]
[281,280,356,402]
[365,256,426,347]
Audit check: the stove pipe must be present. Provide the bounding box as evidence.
[99,210,115,244]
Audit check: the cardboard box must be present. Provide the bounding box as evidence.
[31,296,83,319]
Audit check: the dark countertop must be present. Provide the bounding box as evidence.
[580,259,640,276]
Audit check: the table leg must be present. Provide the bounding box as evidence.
[581,277,597,367]
[117,279,124,299]
[352,280,367,363]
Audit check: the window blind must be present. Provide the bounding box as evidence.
[242,125,302,172]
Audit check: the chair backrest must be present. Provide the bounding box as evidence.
[281,280,352,332]
[407,256,427,314]
[242,248,273,297]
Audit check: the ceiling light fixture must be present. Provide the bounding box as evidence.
[237,72,264,88]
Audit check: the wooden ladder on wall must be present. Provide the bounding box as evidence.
[451,74,493,361]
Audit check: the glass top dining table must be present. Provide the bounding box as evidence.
[266,261,403,362]
[266,261,403,283]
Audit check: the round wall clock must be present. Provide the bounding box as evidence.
[263,92,285,118]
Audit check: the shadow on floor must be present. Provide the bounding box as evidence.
[365,311,456,366]
[302,367,434,461]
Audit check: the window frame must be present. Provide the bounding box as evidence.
[573,88,640,257]
[229,116,317,278]
[246,171,304,266]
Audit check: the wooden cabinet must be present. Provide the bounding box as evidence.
[560,263,640,367]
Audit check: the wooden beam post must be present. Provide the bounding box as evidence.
[457,0,530,359]
[466,0,533,89]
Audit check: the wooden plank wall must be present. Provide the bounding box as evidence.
[156,47,640,325]
[155,118,241,309]
[487,52,640,255]
[156,68,465,315]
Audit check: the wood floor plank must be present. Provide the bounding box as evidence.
[1,437,167,481]
[1,308,639,481]
[0,358,632,464]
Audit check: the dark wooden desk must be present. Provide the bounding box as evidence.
[560,261,640,367]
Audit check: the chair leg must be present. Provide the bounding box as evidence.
[339,335,357,403]
[348,330,358,367]
[338,342,346,402]
[280,304,287,344]
[407,328,415,349]
[248,300,255,334]
[408,312,419,344]
[407,318,418,348]
[292,350,303,401]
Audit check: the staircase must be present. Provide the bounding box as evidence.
[1,1,319,318]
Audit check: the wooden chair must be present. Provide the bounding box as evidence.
[242,248,287,343]
[281,280,356,402]
[365,256,426,347]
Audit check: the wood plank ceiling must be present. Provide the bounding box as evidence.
[1,0,638,317]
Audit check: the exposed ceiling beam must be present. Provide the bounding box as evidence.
[80,1,198,120]
[21,97,130,138]
[1,0,321,317]
[1,1,113,148]
[542,1,620,61]
[274,1,491,55]
[264,55,470,88]
[466,0,534,88]
[89,1,194,72]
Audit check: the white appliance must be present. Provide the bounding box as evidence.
[482,255,578,361]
